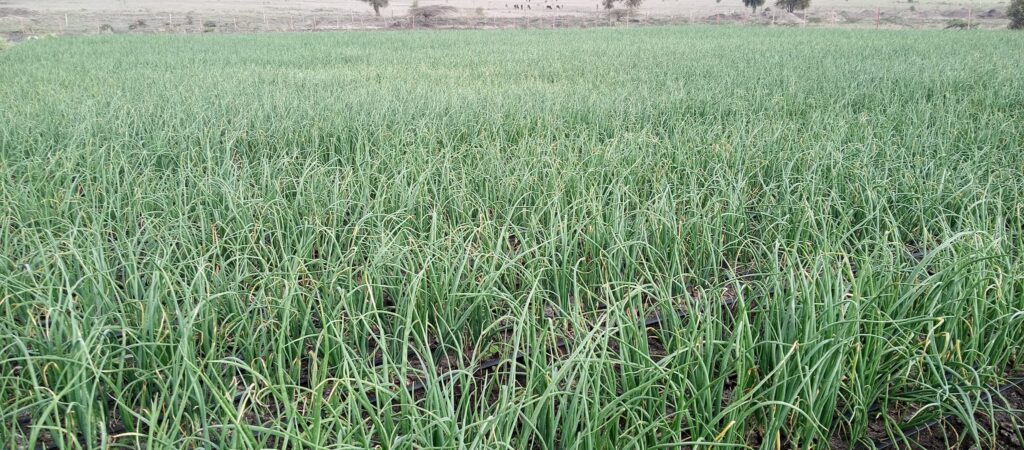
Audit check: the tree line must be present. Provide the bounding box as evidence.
[356,0,1024,28]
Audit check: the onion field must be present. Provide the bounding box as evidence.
[1,27,1023,449]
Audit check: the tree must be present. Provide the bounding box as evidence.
[775,0,809,13]
[1010,0,1024,29]
[361,0,389,16]
[744,0,766,13]
[603,0,643,9]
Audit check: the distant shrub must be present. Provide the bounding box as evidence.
[99,24,115,33]
[362,0,391,16]
[944,18,974,29]
[409,5,458,20]
[1010,0,1024,29]
[744,0,766,13]
[776,0,810,13]
[203,20,217,32]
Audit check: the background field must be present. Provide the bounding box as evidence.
[2,26,1024,449]
[0,0,1016,38]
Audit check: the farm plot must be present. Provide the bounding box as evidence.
[1,27,1023,449]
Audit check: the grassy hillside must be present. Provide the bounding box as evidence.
[1,27,1023,449]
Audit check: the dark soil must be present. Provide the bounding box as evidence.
[866,378,1024,449]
